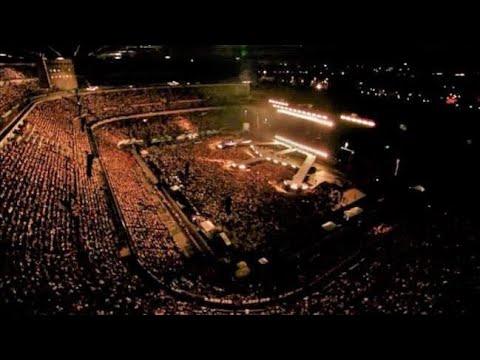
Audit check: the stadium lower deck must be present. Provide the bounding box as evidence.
[0,89,477,315]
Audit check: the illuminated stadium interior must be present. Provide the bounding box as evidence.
[1,44,479,315]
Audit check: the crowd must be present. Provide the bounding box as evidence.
[146,137,339,254]
[102,116,185,141]
[81,87,204,123]
[0,98,158,314]
[0,82,37,117]
[95,127,184,280]
[278,215,478,315]
[0,67,32,80]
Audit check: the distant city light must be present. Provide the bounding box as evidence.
[446,95,458,105]
[340,114,376,128]
[274,135,329,158]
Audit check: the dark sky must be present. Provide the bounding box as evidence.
[2,41,477,69]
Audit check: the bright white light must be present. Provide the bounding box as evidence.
[269,99,289,107]
[274,135,329,158]
[190,58,194,62]
[263,70,267,75]
[276,106,334,128]
[454,73,465,77]
[290,184,298,190]
[301,184,309,190]
[340,114,375,128]
[165,55,171,59]
[231,163,237,168]
[238,164,246,170]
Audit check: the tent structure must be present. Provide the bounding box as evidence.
[344,207,363,220]
[322,221,337,231]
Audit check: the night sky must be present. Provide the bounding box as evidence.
[2,38,478,69]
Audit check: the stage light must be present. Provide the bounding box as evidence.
[340,114,375,128]
[276,107,334,127]
[269,99,289,107]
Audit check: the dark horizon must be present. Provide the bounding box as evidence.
[1,42,479,69]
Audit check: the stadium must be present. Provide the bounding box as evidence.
[1,46,478,315]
